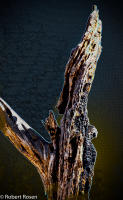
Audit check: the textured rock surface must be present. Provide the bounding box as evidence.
[0,6,102,200]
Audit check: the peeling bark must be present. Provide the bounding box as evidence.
[0,6,102,200]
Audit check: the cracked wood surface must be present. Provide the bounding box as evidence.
[0,5,102,200]
[57,5,102,199]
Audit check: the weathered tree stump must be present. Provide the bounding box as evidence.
[0,6,102,200]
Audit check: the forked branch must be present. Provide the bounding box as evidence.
[0,5,102,200]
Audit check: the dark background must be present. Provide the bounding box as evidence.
[0,0,123,199]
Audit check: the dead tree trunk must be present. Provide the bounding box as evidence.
[0,6,102,200]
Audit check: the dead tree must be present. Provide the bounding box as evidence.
[0,6,102,200]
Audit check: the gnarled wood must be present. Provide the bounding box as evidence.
[57,5,102,199]
[0,98,53,191]
[0,5,102,200]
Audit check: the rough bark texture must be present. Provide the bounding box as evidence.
[0,6,102,200]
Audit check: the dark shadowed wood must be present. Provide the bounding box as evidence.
[0,5,102,200]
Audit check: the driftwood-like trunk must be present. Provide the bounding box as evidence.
[0,6,102,200]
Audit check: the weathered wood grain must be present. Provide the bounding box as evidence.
[0,5,102,200]
[57,5,102,199]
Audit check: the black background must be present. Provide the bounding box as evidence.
[0,0,123,199]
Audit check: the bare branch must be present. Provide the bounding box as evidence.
[0,98,52,189]
[0,5,102,200]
